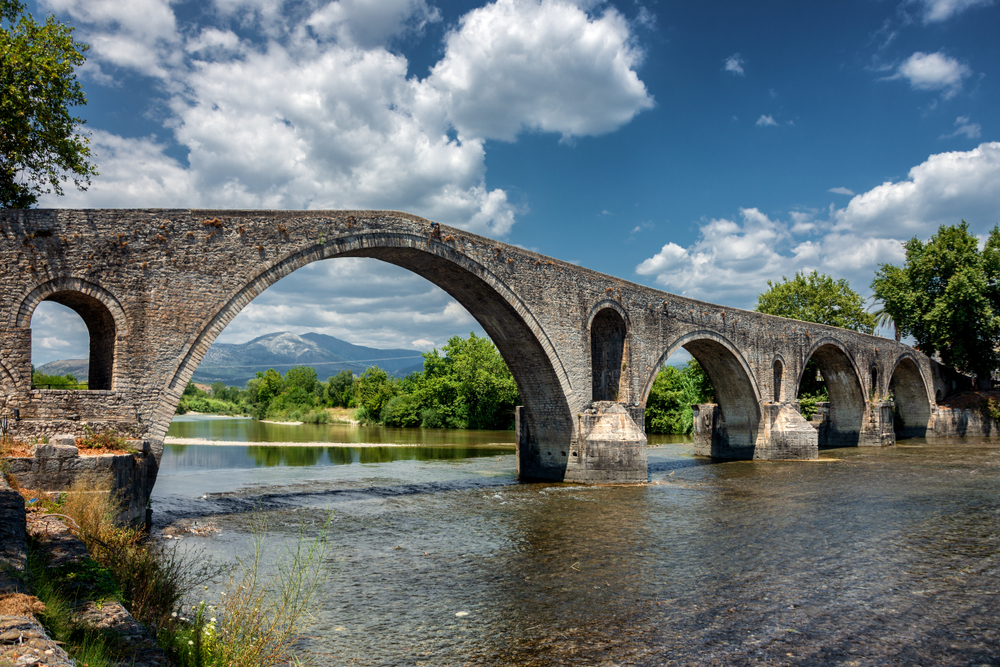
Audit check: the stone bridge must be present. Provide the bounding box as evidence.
[0,209,962,485]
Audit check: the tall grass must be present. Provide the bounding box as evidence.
[27,474,330,667]
[59,473,214,630]
[171,511,331,667]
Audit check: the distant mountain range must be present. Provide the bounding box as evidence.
[36,332,427,387]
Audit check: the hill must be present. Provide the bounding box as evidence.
[34,358,89,382]
[37,333,427,388]
[192,331,425,385]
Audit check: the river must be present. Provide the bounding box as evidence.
[155,416,1000,666]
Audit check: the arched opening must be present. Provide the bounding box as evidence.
[773,359,783,402]
[889,357,931,438]
[798,343,865,448]
[156,237,575,481]
[641,334,760,458]
[29,292,116,390]
[870,365,879,400]
[590,308,626,402]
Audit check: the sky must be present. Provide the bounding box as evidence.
[25,0,1000,368]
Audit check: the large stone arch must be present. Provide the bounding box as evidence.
[641,330,762,455]
[799,338,866,447]
[14,278,127,391]
[889,354,933,438]
[146,232,576,460]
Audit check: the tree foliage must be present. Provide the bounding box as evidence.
[1,0,97,208]
[644,359,714,434]
[871,221,1000,385]
[176,333,521,430]
[756,270,876,334]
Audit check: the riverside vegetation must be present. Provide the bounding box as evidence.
[178,331,716,435]
[9,472,328,667]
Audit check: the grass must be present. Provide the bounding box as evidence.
[21,473,331,667]
[164,511,331,667]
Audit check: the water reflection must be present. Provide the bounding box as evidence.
[167,415,515,446]
[161,444,514,470]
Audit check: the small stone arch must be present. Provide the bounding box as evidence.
[642,330,762,456]
[15,278,127,391]
[889,354,933,438]
[589,305,627,402]
[798,338,866,447]
[772,355,785,402]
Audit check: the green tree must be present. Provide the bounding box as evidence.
[1,0,97,207]
[871,221,1000,388]
[325,369,354,407]
[644,360,713,434]
[353,367,397,420]
[756,270,876,333]
[284,365,318,394]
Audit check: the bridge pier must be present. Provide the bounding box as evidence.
[694,399,897,460]
[694,402,820,460]
[515,403,648,483]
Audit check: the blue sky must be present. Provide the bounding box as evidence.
[27,0,1000,367]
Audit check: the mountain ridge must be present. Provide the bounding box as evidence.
[36,332,426,387]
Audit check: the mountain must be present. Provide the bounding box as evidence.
[35,358,89,381]
[191,332,425,386]
[37,333,427,388]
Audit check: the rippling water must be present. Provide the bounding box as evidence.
[152,429,1000,666]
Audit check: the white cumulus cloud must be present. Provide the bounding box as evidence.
[39,0,654,239]
[428,0,654,142]
[916,0,994,23]
[635,143,1000,310]
[891,51,971,98]
[756,114,777,127]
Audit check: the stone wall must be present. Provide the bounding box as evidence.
[3,436,157,525]
[930,406,1000,438]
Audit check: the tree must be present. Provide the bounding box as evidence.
[352,367,397,420]
[871,221,1000,388]
[644,359,714,434]
[1,0,97,208]
[756,270,876,333]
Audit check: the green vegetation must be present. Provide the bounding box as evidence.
[179,333,521,430]
[1,0,97,208]
[167,512,330,667]
[644,359,714,434]
[21,474,328,667]
[872,221,1000,388]
[756,270,877,334]
[756,270,876,418]
[355,333,520,430]
[32,369,86,389]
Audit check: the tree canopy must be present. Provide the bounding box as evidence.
[871,221,1000,386]
[756,270,876,334]
[1,0,96,208]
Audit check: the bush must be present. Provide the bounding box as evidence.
[420,407,443,429]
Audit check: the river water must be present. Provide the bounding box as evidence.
[155,417,1000,666]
